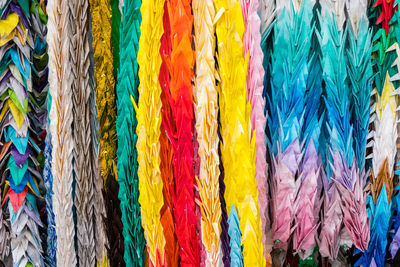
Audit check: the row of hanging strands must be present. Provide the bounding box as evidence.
[6,0,400,266]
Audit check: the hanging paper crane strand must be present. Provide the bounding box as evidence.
[367,1,398,203]
[101,0,125,263]
[193,0,223,265]
[239,0,269,262]
[162,0,199,264]
[30,0,50,264]
[136,0,167,264]
[214,0,265,264]
[68,0,96,264]
[361,1,399,263]
[269,1,313,250]
[213,6,231,267]
[0,0,47,264]
[331,0,371,253]
[159,1,179,266]
[317,5,354,259]
[116,0,146,265]
[362,8,400,264]
[29,1,55,265]
[283,0,323,260]
[47,0,77,264]
[382,34,400,264]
